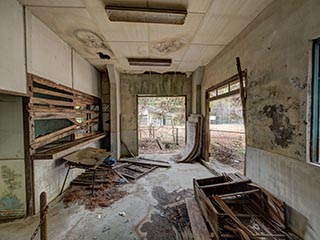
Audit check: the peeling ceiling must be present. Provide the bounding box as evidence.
[18,0,272,74]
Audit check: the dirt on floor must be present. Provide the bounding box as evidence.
[139,138,183,154]
[138,186,194,240]
[62,169,127,210]
[209,126,245,172]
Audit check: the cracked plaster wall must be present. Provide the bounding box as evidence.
[202,0,320,238]
[120,73,192,156]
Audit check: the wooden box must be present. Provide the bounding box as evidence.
[193,174,289,239]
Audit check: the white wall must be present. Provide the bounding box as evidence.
[73,50,101,97]
[26,9,73,88]
[0,95,26,218]
[0,0,26,94]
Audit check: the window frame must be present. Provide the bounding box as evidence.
[311,38,320,163]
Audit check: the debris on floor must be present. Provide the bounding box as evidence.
[114,162,157,180]
[194,173,300,239]
[62,155,165,209]
[210,140,244,172]
[62,167,127,210]
[119,156,171,168]
[138,186,195,240]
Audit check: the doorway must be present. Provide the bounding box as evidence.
[206,76,245,173]
[137,96,186,154]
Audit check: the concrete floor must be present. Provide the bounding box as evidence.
[0,154,215,240]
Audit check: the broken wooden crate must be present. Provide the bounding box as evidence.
[194,173,297,239]
[114,162,157,180]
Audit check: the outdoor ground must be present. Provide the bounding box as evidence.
[0,154,218,240]
[209,124,245,173]
[138,126,185,154]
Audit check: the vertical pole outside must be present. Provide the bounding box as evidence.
[176,128,179,145]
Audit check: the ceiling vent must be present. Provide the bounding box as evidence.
[127,58,172,67]
[105,6,187,25]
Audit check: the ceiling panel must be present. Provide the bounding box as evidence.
[177,61,199,73]
[28,7,114,60]
[148,13,203,42]
[23,0,272,73]
[103,22,148,42]
[182,44,225,65]
[208,0,272,17]
[192,15,254,45]
[149,39,188,62]
[192,0,272,45]
[18,0,84,7]
[108,42,149,58]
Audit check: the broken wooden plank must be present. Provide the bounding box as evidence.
[185,198,211,240]
[213,195,257,239]
[119,158,170,168]
[113,169,130,183]
[218,189,260,199]
[30,97,75,107]
[31,117,99,149]
[155,137,165,150]
[33,133,107,160]
[31,86,74,100]
[63,147,110,167]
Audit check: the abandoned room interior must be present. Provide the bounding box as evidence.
[0,0,320,239]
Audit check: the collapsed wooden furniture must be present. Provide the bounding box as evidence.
[60,147,111,195]
[194,173,298,239]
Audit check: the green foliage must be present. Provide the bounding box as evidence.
[210,95,243,124]
[139,97,185,126]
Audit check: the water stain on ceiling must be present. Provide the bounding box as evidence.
[74,29,114,57]
[151,37,188,55]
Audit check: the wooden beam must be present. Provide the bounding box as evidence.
[32,133,107,160]
[31,87,74,100]
[30,97,75,107]
[31,74,99,102]
[29,105,99,114]
[30,112,86,120]
[31,117,99,149]
[185,198,211,240]
[23,75,35,216]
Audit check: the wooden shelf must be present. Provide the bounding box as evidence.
[32,133,107,160]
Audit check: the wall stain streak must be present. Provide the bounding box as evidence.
[0,166,23,210]
[259,104,296,148]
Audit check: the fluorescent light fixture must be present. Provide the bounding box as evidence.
[128,58,172,67]
[105,6,187,25]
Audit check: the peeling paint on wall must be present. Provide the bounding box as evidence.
[258,104,296,148]
[0,166,23,210]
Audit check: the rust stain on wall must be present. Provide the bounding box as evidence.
[259,104,296,148]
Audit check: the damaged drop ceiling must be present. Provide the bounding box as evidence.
[18,0,273,74]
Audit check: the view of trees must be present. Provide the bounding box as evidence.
[209,95,243,124]
[138,97,186,126]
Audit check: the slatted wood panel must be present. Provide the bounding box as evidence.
[26,74,103,154]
